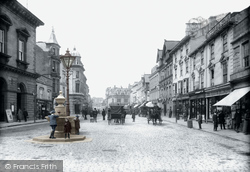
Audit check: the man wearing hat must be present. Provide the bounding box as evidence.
[48,110,59,139]
[74,115,80,135]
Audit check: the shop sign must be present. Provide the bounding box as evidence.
[6,109,13,123]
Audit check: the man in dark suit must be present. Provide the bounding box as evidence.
[48,110,59,139]
[23,108,28,122]
[218,110,226,130]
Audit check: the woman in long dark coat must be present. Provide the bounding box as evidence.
[64,118,71,139]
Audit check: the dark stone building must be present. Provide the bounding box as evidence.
[0,0,44,122]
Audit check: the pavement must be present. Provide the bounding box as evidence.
[1,115,250,143]
[0,118,48,129]
[161,115,250,143]
[1,115,250,172]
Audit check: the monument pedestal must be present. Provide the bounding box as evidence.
[35,91,85,142]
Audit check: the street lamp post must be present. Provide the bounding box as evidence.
[60,49,76,116]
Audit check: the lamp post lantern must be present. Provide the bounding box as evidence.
[60,49,76,116]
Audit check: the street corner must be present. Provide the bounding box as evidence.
[25,135,92,144]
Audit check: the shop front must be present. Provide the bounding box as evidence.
[205,84,231,122]
[213,87,250,118]
[36,99,52,119]
[189,89,206,120]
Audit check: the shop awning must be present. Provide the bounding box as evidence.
[146,101,154,107]
[213,87,250,106]
[139,101,148,108]
[134,104,139,108]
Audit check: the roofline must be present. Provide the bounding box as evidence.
[1,0,44,27]
[169,35,191,55]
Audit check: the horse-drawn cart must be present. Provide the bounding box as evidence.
[108,105,126,125]
[146,102,162,125]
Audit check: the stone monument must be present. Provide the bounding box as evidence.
[32,91,86,142]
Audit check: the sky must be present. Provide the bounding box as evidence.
[18,0,250,98]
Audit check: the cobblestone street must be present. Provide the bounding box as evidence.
[0,115,250,172]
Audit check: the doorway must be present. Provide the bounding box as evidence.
[17,83,26,119]
[0,78,7,122]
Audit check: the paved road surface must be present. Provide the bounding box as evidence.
[0,115,249,172]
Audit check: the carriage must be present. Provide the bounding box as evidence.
[108,105,126,125]
[146,103,162,125]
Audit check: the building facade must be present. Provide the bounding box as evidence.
[36,28,61,118]
[61,48,89,116]
[189,12,238,121]
[158,40,179,116]
[0,0,44,122]
[215,6,250,120]
[149,65,159,105]
[92,97,105,111]
[106,86,130,107]
[130,82,139,106]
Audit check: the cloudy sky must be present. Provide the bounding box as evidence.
[18,0,250,98]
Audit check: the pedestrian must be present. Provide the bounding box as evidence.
[213,111,218,131]
[17,108,22,122]
[64,118,71,139]
[218,110,226,130]
[169,107,172,118]
[234,109,242,133]
[244,109,250,135]
[84,109,88,120]
[121,107,126,124]
[93,108,98,122]
[48,110,59,139]
[108,108,111,125]
[197,113,202,129]
[74,115,80,135]
[23,108,28,122]
[132,111,135,122]
[102,109,106,120]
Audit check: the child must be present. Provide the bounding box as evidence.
[64,118,71,139]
